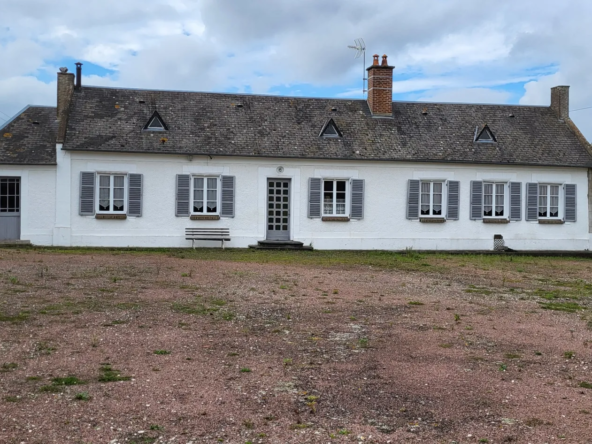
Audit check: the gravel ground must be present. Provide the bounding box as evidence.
[1,248,592,444]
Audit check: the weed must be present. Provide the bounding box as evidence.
[74,392,91,401]
[579,381,592,389]
[9,276,19,284]
[454,313,461,323]
[26,376,41,381]
[338,429,351,435]
[564,351,575,359]
[4,396,20,402]
[0,311,30,323]
[153,350,171,355]
[228,352,239,357]
[525,418,545,427]
[240,368,251,373]
[504,353,521,360]
[408,301,424,306]
[283,358,293,366]
[359,337,369,348]
[52,376,84,386]
[1,362,18,372]
[333,289,339,294]
[98,364,131,383]
[34,342,56,355]
[535,351,542,356]
[290,423,307,430]
[439,343,453,348]
[499,363,507,372]
[149,425,162,431]
[243,420,255,429]
[479,439,489,443]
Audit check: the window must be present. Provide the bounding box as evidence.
[474,125,496,143]
[0,178,20,213]
[98,174,126,213]
[538,184,560,218]
[319,119,342,138]
[143,111,168,131]
[192,177,218,214]
[483,182,506,217]
[420,181,443,216]
[323,180,347,216]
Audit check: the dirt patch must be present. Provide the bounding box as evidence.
[1,248,592,443]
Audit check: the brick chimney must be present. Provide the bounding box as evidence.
[550,86,569,120]
[366,54,394,117]
[56,67,75,143]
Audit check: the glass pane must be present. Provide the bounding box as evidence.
[113,200,124,212]
[194,203,204,212]
[336,181,346,192]
[550,208,559,217]
[484,183,493,194]
[114,188,124,200]
[207,203,217,213]
[433,205,441,215]
[282,218,288,224]
[324,181,333,192]
[283,182,288,188]
[433,182,442,193]
[495,206,504,216]
[207,189,216,201]
[275,225,280,230]
[433,194,442,205]
[495,184,504,195]
[550,185,559,196]
[207,178,217,190]
[114,176,125,187]
[194,178,204,189]
[282,225,288,230]
[268,225,273,230]
[99,175,110,187]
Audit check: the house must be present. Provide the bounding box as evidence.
[1,55,592,250]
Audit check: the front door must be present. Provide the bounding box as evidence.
[266,179,290,240]
[0,177,21,241]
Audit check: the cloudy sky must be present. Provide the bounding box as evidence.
[1,0,591,141]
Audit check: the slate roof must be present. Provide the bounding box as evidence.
[0,106,57,165]
[61,86,592,168]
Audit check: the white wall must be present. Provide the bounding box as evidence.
[47,151,590,251]
[0,166,55,245]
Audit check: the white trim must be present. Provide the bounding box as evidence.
[315,169,358,179]
[322,178,350,217]
[537,183,563,220]
[419,179,446,218]
[190,175,221,215]
[86,163,137,173]
[96,173,128,214]
[482,181,509,219]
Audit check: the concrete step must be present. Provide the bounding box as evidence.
[248,240,313,250]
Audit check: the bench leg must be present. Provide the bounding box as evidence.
[192,239,195,250]
[222,239,225,250]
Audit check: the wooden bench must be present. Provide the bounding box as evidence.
[185,228,231,249]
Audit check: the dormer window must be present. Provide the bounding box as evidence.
[319,119,342,138]
[143,111,167,131]
[475,125,496,143]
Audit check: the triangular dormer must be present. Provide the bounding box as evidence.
[474,125,496,143]
[319,119,342,138]
[143,111,168,131]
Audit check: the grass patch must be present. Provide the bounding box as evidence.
[153,350,171,355]
[579,381,592,389]
[408,301,424,306]
[74,392,91,401]
[504,353,521,359]
[0,311,30,323]
[539,301,584,312]
[40,375,85,392]
[98,364,131,383]
[240,367,252,373]
[1,362,18,372]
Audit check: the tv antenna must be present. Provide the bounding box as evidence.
[348,38,367,93]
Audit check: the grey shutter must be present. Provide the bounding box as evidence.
[470,181,483,220]
[509,182,521,221]
[175,174,190,217]
[446,180,459,220]
[565,184,577,222]
[220,176,235,218]
[406,179,420,220]
[80,172,95,216]
[526,183,538,221]
[308,177,322,218]
[350,179,364,219]
[128,174,143,217]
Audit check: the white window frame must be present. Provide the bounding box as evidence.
[483,182,508,219]
[96,173,128,214]
[191,175,220,215]
[538,183,562,220]
[419,180,446,217]
[322,178,349,217]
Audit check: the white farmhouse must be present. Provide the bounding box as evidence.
[1,55,591,250]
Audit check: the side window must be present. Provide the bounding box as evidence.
[323,179,348,216]
[408,179,459,220]
[483,182,506,218]
[538,184,560,218]
[420,181,443,216]
[192,177,219,214]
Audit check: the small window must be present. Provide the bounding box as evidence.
[475,125,496,143]
[323,179,348,216]
[420,181,444,216]
[143,111,167,131]
[538,184,560,218]
[483,182,506,217]
[320,119,341,138]
[97,174,126,213]
[192,176,219,214]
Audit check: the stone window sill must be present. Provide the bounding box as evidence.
[190,215,221,220]
[538,219,564,225]
[483,218,509,224]
[419,217,446,223]
[322,216,350,222]
[95,214,127,220]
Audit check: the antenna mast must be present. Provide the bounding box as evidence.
[347,38,366,93]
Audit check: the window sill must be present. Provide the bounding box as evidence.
[483,218,509,224]
[322,216,350,222]
[419,217,445,223]
[95,214,127,220]
[190,215,221,220]
[538,219,564,225]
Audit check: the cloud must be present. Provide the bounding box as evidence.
[416,88,512,104]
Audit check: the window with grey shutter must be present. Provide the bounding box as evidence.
[308,178,322,218]
[446,180,460,220]
[564,184,576,222]
[526,183,538,221]
[509,182,521,221]
[220,176,235,218]
[175,174,190,217]
[470,181,483,220]
[80,172,96,216]
[350,179,364,219]
[406,179,420,220]
[127,174,143,217]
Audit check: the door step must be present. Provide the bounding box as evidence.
[248,240,313,250]
[0,240,31,247]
